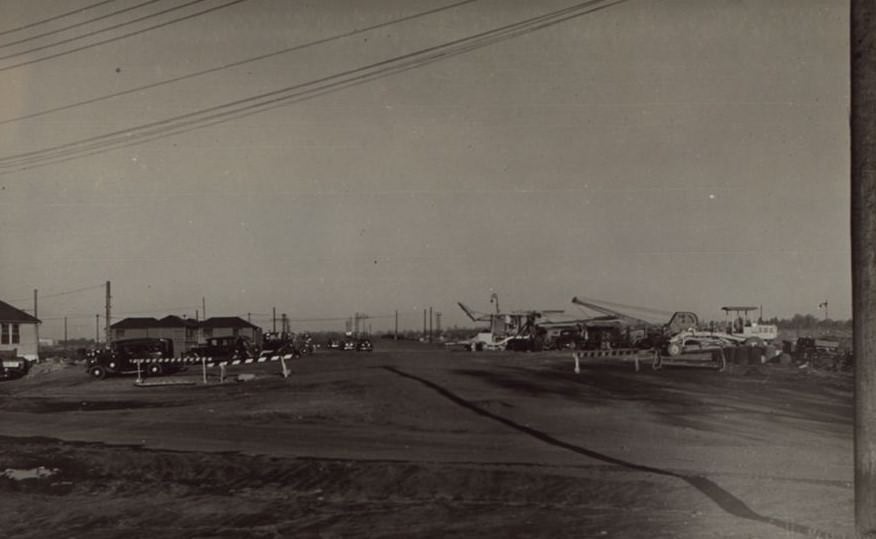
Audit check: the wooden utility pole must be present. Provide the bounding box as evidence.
[33,289,39,357]
[851,1,876,534]
[105,281,111,344]
[428,307,433,342]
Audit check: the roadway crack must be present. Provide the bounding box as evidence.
[382,365,844,539]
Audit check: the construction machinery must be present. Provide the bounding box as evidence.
[720,306,778,341]
[456,300,565,351]
[571,297,774,357]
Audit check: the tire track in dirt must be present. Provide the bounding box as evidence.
[382,365,846,539]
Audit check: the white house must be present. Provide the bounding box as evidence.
[0,299,41,360]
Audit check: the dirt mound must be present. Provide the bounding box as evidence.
[26,358,78,377]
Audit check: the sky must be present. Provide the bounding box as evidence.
[0,0,850,339]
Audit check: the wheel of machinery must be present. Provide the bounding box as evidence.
[665,342,682,357]
[89,365,107,379]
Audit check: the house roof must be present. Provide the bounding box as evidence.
[110,317,162,330]
[111,316,200,329]
[0,299,40,324]
[158,315,199,328]
[111,315,259,330]
[200,316,259,330]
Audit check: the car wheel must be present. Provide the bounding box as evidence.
[147,363,163,377]
[89,365,107,379]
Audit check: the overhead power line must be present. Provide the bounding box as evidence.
[6,283,105,304]
[0,0,120,38]
[0,0,167,50]
[0,0,624,173]
[0,0,481,128]
[39,305,200,320]
[0,0,251,72]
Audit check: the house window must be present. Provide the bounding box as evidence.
[232,328,240,337]
[116,329,125,338]
[1,323,7,344]
[203,328,213,338]
[11,324,19,344]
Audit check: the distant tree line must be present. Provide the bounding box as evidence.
[760,315,852,332]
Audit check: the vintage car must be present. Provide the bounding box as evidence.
[0,354,30,381]
[183,336,256,360]
[87,338,177,379]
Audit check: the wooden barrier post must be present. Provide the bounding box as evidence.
[573,352,580,374]
[201,356,207,384]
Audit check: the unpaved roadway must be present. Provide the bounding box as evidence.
[0,341,854,538]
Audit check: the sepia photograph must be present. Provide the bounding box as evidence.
[0,0,868,537]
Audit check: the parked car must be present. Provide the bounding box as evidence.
[184,336,256,360]
[87,338,177,379]
[356,338,373,352]
[327,338,341,350]
[1,355,30,381]
[342,339,357,351]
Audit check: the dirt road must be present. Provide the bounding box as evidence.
[0,342,854,538]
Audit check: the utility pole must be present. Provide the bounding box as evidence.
[105,281,111,344]
[95,314,100,344]
[423,309,427,340]
[436,312,442,337]
[819,300,830,321]
[272,307,277,333]
[33,289,39,358]
[428,307,433,342]
[851,2,876,533]
[202,297,206,320]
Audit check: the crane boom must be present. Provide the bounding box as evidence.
[570,297,653,326]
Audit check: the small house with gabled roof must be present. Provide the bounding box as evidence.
[199,316,262,346]
[110,315,199,357]
[0,298,41,360]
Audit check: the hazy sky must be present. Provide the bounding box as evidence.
[0,0,849,338]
